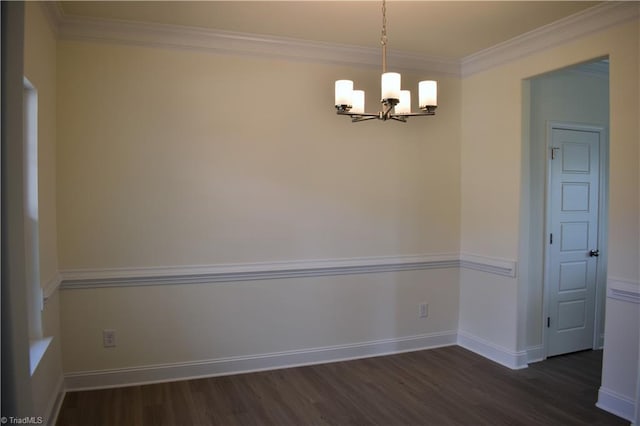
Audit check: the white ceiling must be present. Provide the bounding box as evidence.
[58,1,601,59]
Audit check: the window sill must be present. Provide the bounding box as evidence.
[30,336,53,375]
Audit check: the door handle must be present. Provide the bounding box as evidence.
[589,249,600,257]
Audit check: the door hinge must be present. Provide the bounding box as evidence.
[547,317,551,328]
[551,147,560,160]
[549,233,553,244]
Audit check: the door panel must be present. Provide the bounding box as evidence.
[562,183,590,211]
[560,222,588,251]
[547,126,600,357]
[559,261,587,291]
[557,300,586,331]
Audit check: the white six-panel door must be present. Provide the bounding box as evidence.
[546,124,601,357]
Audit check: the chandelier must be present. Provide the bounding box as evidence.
[334,0,438,123]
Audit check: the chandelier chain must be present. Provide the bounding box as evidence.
[381,0,387,46]
[381,0,387,73]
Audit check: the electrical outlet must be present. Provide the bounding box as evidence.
[103,329,116,348]
[419,303,428,318]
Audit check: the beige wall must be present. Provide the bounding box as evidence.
[462,20,638,275]
[57,40,462,372]
[57,42,460,269]
[23,2,63,422]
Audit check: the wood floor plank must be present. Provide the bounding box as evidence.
[56,347,627,425]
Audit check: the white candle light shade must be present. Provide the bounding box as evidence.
[351,90,365,114]
[395,90,411,114]
[335,80,354,106]
[418,80,437,108]
[381,72,401,101]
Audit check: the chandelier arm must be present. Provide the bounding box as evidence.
[391,112,436,118]
[351,116,380,123]
[390,116,408,123]
[336,111,379,118]
[336,111,380,122]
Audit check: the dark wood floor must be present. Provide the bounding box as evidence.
[56,346,626,425]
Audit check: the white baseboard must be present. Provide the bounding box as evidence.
[457,331,528,370]
[65,331,457,391]
[45,375,65,426]
[596,386,636,422]
[526,345,545,364]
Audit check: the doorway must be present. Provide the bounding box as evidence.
[524,58,609,360]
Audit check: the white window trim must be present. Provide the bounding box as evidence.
[24,77,51,375]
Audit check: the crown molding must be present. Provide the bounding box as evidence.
[40,1,62,35]
[41,2,633,80]
[461,2,639,77]
[53,12,459,75]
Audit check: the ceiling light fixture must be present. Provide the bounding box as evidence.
[334,0,438,123]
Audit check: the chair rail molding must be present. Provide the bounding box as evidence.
[43,272,62,302]
[459,253,517,277]
[59,253,460,290]
[59,252,519,290]
[607,277,640,304]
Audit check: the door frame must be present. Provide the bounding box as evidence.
[542,121,608,359]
